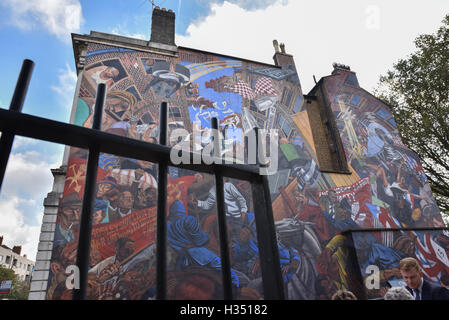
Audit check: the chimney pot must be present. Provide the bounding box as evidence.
[280,43,286,54]
[273,40,280,53]
[332,62,351,71]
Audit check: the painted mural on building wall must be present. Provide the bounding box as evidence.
[46,42,448,300]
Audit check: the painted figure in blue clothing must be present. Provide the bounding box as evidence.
[166,200,240,288]
[277,232,301,285]
[241,216,302,299]
[233,213,259,276]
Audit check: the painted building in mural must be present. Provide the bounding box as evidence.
[30,7,449,300]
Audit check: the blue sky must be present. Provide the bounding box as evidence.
[0,0,448,259]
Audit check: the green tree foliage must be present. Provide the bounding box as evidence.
[376,14,449,220]
[0,265,30,300]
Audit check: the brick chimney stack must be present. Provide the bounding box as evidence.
[12,245,22,255]
[0,236,3,246]
[150,6,176,46]
[272,39,295,68]
[331,62,359,86]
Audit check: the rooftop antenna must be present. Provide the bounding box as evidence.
[138,0,156,10]
[144,0,158,40]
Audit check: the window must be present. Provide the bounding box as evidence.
[374,106,397,129]
[292,94,304,114]
[350,95,361,106]
[0,255,3,262]
[281,87,294,108]
[278,114,292,138]
[286,90,293,107]
[375,108,391,120]
[344,74,359,86]
[281,120,292,138]
[388,117,397,128]
[5,256,10,264]
[335,92,350,103]
[169,106,182,119]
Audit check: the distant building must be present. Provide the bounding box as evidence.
[0,236,35,283]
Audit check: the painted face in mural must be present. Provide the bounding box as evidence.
[328,190,338,204]
[104,188,120,208]
[60,205,81,230]
[116,239,135,262]
[136,186,157,208]
[97,182,113,198]
[50,260,67,285]
[118,190,134,212]
[106,98,129,118]
[102,67,119,80]
[93,209,106,225]
[293,190,306,209]
[394,236,416,257]
[194,173,203,183]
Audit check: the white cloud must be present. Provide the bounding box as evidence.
[0,150,59,260]
[176,0,449,93]
[2,0,83,42]
[2,151,58,199]
[51,63,78,110]
[0,196,42,260]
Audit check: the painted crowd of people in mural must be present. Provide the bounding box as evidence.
[46,42,449,300]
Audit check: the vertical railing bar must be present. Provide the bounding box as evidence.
[0,59,34,192]
[344,232,367,300]
[73,83,106,300]
[211,117,233,300]
[251,127,285,299]
[260,173,285,299]
[156,102,168,300]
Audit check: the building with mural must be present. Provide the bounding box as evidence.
[29,7,449,300]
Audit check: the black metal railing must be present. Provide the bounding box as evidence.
[0,59,284,300]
